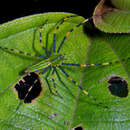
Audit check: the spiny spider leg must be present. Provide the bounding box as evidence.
[54,67,74,97]
[59,66,108,108]
[53,15,77,53]
[0,46,48,59]
[49,67,63,98]
[56,16,93,53]
[61,57,130,68]
[39,20,51,56]
[45,66,55,94]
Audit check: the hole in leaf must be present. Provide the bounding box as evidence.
[14,72,42,103]
[108,76,128,98]
[73,125,83,130]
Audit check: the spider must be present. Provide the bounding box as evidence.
[0,14,129,111]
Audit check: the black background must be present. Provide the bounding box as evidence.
[0,0,100,24]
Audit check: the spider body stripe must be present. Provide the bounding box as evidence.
[28,54,64,73]
[28,61,51,72]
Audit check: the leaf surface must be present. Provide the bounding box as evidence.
[0,12,129,130]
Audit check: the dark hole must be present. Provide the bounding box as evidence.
[73,126,83,130]
[108,76,128,97]
[14,72,42,103]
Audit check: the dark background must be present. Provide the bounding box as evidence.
[0,0,100,24]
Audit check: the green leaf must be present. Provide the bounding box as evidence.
[93,0,130,33]
[72,31,130,129]
[0,12,130,130]
[111,0,130,10]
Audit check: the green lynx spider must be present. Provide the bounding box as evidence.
[0,14,129,109]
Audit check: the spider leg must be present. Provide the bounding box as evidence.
[54,67,74,97]
[61,57,130,68]
[50,67,63,98]
[57,17,93,53]
[39,20,51,56]
[59,65,108,109]
[0,46,48,59]
[52,15,77,53]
